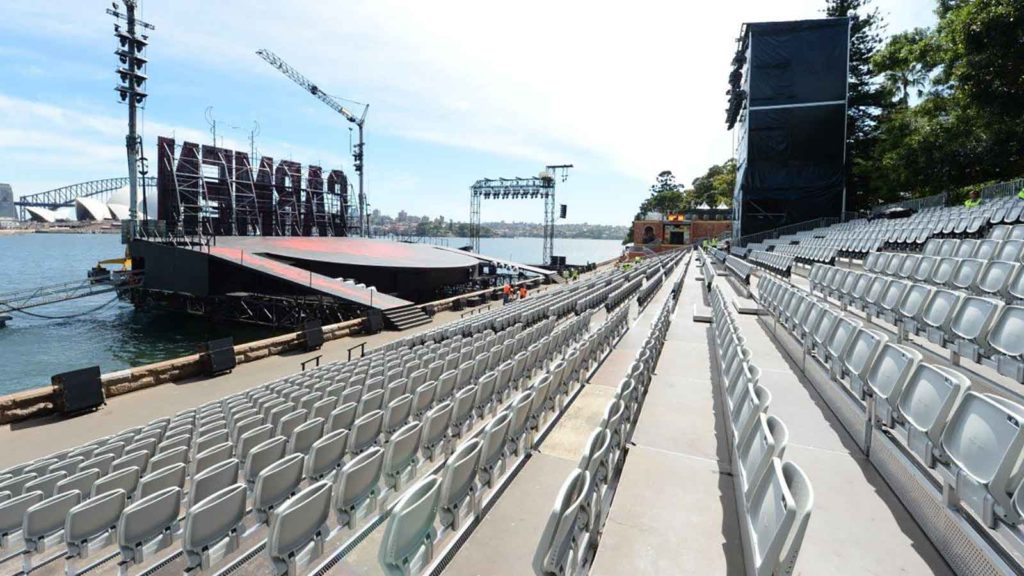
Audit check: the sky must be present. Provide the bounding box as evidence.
[0,1,936,225]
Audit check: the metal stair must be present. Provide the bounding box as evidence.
[382,304,432,331]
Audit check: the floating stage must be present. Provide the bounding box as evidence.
[128,236,553,329]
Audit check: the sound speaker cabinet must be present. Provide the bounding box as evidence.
[52,366,105,415]
[205,337,237,376]
[303,319,324,351]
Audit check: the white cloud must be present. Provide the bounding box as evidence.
[0,0,937,220]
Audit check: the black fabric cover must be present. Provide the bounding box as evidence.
[735,18,850,239]
[747,19,850,108]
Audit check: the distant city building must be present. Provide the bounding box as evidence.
[0,183,14,219]
[397,210,408,222]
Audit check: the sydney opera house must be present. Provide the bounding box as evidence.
[23,186,143,224]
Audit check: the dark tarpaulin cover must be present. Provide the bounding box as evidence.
[748,18,850,108]
[739,102,846,236]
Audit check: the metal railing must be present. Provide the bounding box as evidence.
[869,191,948,215]
[733,216,840,247]
[979,178,1024,201]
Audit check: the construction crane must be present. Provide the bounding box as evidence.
[256,48,369,236]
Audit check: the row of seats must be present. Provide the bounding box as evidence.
[807,262,1024,383]
[862,250,1024,304]
[922,225,1024,256]
[605,277,643,312]
[761,275,1024,549]
[0,269,626,575]
[725,255,753,285]
[636,270,664,307]
[350,295,636,576]
[771,241,837,266]
[747,250,794,277]
[701,249,719,291]
[535,272,678,576]
[708,285,813,575]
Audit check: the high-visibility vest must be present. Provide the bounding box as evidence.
[965,198,981,208]
[1017,188,1024,200]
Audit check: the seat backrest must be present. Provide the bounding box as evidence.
[532,469,590,576]
[137,462,186,500]
[949,296,1003,342]
[24,490,82,547]
[439,440,482,525]
[826,317,862,361]
[898,284,934,321]
[378,475,442,576]
[843,328,888,381]
[931,257,959,285]
[327,402,358,434]
[117,486,182,561]
[245,436,288,484]
[744,459,798,574]
[349,410,384,454]
[254,453,305,518]
[812,309,838,348]
[183,483,246,567]
[941,393,1024,511]
[93,466,140,499]
[897,363,970,449]
[921,289,962,330]
[866,343,922,405]
[25,471,67,498]
[480,410,513,470]
[305,429,349,481]
[57,468,101,498]
[65,489,125,555]
[333,447,384,519]
[383,422,423,482]
[190,458,240,508]
[452,385,477,427]
[267,481,332,574]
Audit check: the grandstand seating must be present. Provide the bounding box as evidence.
[0,250,683,576]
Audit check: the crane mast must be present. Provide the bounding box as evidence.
[256,49,368,236]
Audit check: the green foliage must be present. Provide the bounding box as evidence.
[866,0,1024,201]
[688,159,736,208]
[824,0,889,209]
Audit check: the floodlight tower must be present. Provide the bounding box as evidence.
[256,49,369,236]
[107,0,153,237]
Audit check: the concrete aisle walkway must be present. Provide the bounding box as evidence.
[442,262,687,576]
[591,263,742,575]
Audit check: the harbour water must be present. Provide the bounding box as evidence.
[0,233,624,395]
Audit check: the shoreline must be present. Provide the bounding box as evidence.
[0,269,599,424]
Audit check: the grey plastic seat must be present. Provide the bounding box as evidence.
[254,453,305,523]
[195,429,230,455]
[736,414,787,500]
[359,389,385,417]
[420,402,453,463]
[824,317,862,376]
[93,466,140,499]
[383,422,423,491]
[378,475,443,576]
[450,386,477,439]
[348,410,384,455]
[137,462,186,500]
[866,343,923,426]
[898,284,935,333]
[976,261,1018,298]
[64,489,126,569]
[743,460,814,576]
[941,393,1024,526]
[731,383,771,445]
[244,436,287,487]
[930,257,959,286]
[439,439,482,531]
[327,402,358,434]
[384,395,414,438]
[289,417,325,457]
[478,410,513,488]
[532,469,589,576]
[112,451,150,476]
[897,363,970,467]
[193,442,233,478]
[921,288,962,338]
[117,486,182,565]
[412,382,436,419]
[276,410,308,444]
[267,481,332,576]
[843,328,889,398]
[949,296,1003,358]
[975,239,1001,260]
[22,490,82,569]
[182,484,246,571]
[24,471,67,498]
[951,258,986,291]
[333,447,385,530]
[190,459,240,509]
[56,468,101,497]
[435,371,457,404]
[304,429,348,481]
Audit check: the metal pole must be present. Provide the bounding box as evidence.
[125,0,140,236]
[357,123,367,237]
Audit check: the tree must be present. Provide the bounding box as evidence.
[687,159,736,208]
[634,170,686,219]
[872,28,935,105]
[823,0,888,209]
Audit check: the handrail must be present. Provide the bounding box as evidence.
[346,342,366,361]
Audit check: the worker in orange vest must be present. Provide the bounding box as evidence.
[502,282,512,304]
[519,285,528,300]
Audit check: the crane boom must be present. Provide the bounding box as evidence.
[255,48,369,236]
[256,49,362,126]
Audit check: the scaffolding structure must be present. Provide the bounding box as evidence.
[469,165,571,266]
[155,137,356,240]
